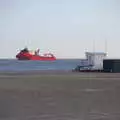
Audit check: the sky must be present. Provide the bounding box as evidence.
[0,0,120,58]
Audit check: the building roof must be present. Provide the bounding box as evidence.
[85,52,107,55]
[104,59,120,61]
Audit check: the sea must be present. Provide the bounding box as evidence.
[0,59,88,72]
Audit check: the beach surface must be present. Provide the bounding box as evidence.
[0,71,120,120]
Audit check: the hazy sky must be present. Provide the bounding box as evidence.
[1,0,120,58]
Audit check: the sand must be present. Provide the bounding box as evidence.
[0,71,120,120]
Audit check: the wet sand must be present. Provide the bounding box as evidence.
[0,71,120,120]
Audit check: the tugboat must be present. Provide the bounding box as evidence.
[16,48,56,60]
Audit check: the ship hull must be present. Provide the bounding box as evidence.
[16,52,56,61]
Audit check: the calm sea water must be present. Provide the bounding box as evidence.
[0,59,87,72]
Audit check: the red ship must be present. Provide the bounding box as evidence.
[16,48,56,60]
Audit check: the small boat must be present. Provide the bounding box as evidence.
[16,48,56,60]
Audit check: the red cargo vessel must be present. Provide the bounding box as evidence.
[16,48,56,60]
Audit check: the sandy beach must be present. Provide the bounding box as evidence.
[0,71,120,120]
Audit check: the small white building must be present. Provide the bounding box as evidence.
[85,52,107,70]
